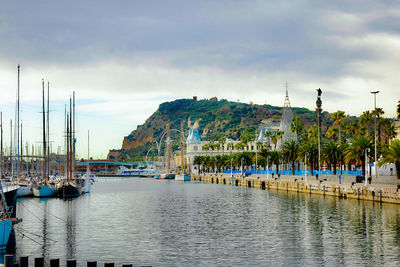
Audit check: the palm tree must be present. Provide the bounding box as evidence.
[322,141,340,175]
[240,128,254,150]
[397,101,400,120]
[282,140,299,175]
[379,139,400,179]
[330,110,346,142]
[298,140,318,175]
[380,118,396,144]
[325,127,339,141]
[372,107,385,143]
[268,150,281,175]
[290,117,304,141]
[344,135,373,176]
[359,110,374,135]
[307,125,319,142]
[271,132,280,150]
[264,130,272,147]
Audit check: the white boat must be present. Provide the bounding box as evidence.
[82,173,98,182]
[175,174,191,181]
[17,183,33,197]
[117,166,158,177]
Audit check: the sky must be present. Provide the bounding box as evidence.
[0,0,399,159]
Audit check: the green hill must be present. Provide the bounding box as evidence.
[117,98,333,159]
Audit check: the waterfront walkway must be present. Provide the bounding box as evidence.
[193,173,400,204]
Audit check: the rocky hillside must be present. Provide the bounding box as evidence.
[114,97,334,159]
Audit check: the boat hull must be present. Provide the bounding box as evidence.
[33,185,57,197]
[58,182,82,198]
[175,174,191,181]
[17,186,33,197]
[4,186,19,218]
[0,219,12,252]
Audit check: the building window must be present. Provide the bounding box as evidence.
[251,145,254,150]
[194,146,198,151]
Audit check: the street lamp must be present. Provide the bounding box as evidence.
[230,158,233,178]
[266,155,269,180]
[371,91,379,181]
[305,152,309,183]
[241,157,244,177]
[365,147,370,186]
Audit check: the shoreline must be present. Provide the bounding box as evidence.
[192,173,400,205]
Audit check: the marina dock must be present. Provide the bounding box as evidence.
[192,174,400,205]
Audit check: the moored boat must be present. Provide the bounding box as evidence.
[33,184,56,197]
[175,174,191,181]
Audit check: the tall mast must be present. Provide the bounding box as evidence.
[69,97,73,182]
[47,81,50,177]
[64,104,67,178]
[20,122,23,175]
[73,91,75,173]
[67,114,70,182]
[17,65,20,177]
[87,129,90,175]
[10,120,13,178]
[42,79,47,184]
[0,112,3,179]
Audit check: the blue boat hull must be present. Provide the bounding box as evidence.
[0,219,12,252]
[33,185,57,197]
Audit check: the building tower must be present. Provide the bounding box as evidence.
[279,86,296,148]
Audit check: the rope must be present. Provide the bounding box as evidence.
[25,199,68,223]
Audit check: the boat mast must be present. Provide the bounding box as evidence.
[20,122,23,175]
[180,121,184,175]
[42,79,47,184]
[69,97,73,182]
[16,65,20,177]
[73,91,75,174]
[64,104,67,179]
[66,114,70,182]
[0,112,3,179]
[87,129,90,175]
[10,120,13,178]
[47,81,50,177]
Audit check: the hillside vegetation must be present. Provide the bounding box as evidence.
[118,98,334,158]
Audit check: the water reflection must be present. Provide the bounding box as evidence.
[8,179,400,266]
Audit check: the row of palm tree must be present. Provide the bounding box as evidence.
[198,104,400,179]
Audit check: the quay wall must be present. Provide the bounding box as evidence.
[192,174,400,205]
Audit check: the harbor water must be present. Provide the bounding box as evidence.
[12,178,400,266]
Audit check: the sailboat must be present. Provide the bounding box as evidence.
[175,121,190,181]
[57,93,81,197]
[33,80,56,197]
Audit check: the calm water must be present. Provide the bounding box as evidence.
[11,178,400,266]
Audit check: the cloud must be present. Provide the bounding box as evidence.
[1,0,400,157]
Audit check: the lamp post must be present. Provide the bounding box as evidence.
[365,147,370,186]
[371,91,379,181]
[230,158,233,178]
[266,155,269,180]
[305,152,309,183]
[241,157,244,177]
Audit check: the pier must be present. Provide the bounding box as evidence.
[192,174,400,205]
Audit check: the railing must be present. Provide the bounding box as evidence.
[221,169,363,176]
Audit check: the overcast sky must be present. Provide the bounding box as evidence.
[0,0,399,158]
